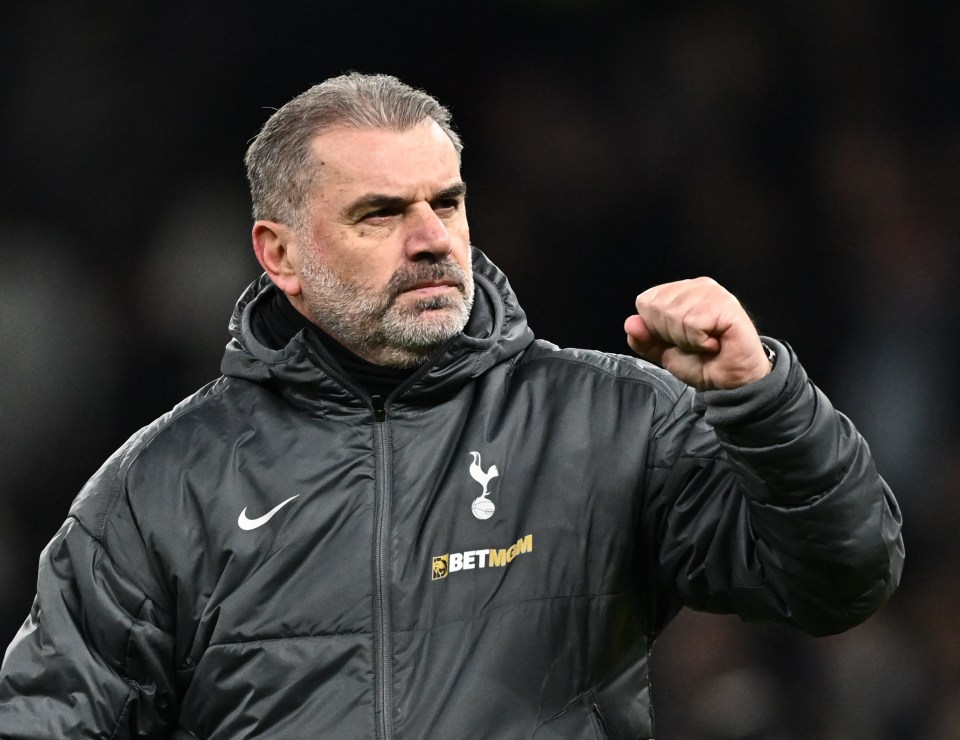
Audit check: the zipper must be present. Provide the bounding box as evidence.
[371,394,394,740]
[589,699,609,739]
[372,394,387,423]
[297,341,450,739]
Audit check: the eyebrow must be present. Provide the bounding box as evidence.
[343,181,467,220]
[433,182,468,203]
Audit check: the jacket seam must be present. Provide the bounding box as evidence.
[646,454,720,469]
[93,381,233,596]
[89,378,233,543]
[649,385,695,441]
[127,378,230,458]
[109,379,234,512]
[206,629,370,650]
[96,476,126,542]
[521,353,681,399]
[199,593,624,649]
[107,685,136,740]
[396,590,626,634]
[123,596,153,677]
[66,515,175,628]
[66,518,175,697]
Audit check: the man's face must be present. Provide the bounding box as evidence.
[293,122,473,368]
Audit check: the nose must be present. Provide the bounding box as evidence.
[404,203,451,259]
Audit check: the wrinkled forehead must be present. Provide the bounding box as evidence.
[305,122,463,199]
[310,122,459,172]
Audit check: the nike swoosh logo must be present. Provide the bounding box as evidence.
[237,495,300,531]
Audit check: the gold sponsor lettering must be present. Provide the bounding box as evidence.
[506,534,533,562]
[516,533,533,554]
[433,534,533,580]
[489,548,508,567]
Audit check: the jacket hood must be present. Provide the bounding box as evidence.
[220,247,536,410]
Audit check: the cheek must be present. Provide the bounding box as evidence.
[450,221,472,261]
[306,229,379,286]
[345,254,398,294]
[347,260,391,290]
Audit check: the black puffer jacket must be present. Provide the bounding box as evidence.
[0,249,903,739]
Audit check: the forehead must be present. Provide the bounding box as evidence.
[307,122,461,195]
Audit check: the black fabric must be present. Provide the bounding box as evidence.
[0,248,903,740]
[256,289,414,399]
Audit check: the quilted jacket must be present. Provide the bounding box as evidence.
[0,249,904,739]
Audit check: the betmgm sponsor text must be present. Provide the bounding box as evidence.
[432,533,533,580]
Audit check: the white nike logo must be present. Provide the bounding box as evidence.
[237,495,300,531]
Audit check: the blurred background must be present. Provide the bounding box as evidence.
[1,1,957,737]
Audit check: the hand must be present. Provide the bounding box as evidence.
[623,277,771,390]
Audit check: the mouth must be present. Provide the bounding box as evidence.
[401,279,460,296]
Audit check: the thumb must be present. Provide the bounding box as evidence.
[624,314,655,356]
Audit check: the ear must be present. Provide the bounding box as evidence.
[252,220,302,297]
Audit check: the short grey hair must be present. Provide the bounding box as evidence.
[244,72,463,230]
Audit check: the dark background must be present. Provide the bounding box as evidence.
[1,2,957,737]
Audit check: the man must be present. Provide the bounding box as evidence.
[0,73,903,739]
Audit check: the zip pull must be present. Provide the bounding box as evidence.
[371,395,387,422]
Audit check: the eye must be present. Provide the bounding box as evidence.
[361,206,402,222]
[433,198,461,215]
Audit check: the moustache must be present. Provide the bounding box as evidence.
[388,259,469,298]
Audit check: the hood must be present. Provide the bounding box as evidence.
[220,247,536,411]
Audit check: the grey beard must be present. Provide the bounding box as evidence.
[299,255,475,368]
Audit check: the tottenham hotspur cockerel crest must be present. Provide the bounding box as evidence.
[468,451,499,520]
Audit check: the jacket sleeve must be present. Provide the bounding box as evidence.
[641,338,904,637]
[0,509,177,738]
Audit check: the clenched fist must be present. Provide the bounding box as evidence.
[624,277,771,391]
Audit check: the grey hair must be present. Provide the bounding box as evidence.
[244,72,463,231]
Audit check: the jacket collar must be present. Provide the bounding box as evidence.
[220,247,535,414]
